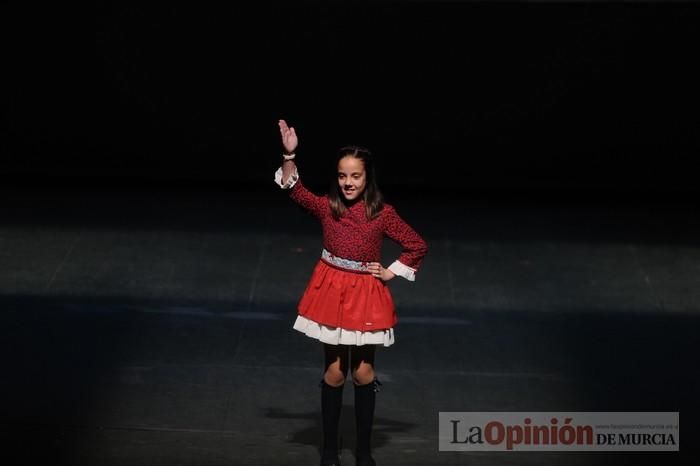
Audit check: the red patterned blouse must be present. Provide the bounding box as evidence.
[275,167,428,281]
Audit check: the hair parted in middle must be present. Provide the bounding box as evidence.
[328,145,384,221]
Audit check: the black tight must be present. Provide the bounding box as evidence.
[323,343,376,387]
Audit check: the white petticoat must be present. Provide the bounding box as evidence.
[293,315,395,347]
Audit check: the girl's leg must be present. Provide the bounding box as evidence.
[351,345,379,466]
[320,344,349,465]
[324,343,350,386]
[350,344,375,385]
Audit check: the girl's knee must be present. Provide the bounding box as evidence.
[352,363,375,385]
[324,368,346,387]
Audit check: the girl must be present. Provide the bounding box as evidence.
[274,119,428,466]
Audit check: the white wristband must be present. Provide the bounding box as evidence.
[283,152,296,160]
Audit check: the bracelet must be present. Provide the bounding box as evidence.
[283,152,296,160]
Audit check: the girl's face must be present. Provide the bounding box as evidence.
[337,156,367,201]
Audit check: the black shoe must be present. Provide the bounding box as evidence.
[355,456,376,466]
[320,450,341,466]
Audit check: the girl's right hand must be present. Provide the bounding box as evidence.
[278,119,298,154]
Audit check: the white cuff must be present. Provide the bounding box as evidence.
[388,260,417,282]
[274,166,299,190]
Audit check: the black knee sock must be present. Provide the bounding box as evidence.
[354,378,381,460]
[321,379,344,457]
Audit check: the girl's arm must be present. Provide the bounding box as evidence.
[383,205,429,281]
[281,159,297,186]
[274,159,327,217]
[274,119,327,217]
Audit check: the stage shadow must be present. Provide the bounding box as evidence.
[264,405,417,456]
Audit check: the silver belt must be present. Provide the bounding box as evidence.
[321,249,370,273]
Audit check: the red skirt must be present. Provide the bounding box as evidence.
[297,259,397,332]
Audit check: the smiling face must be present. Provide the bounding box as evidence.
[337,155,367,201]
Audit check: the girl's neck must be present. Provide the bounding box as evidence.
[343,195,363,208]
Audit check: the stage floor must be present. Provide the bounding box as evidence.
[1,185,695,465]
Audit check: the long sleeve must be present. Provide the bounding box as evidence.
[274,166,327,218]
[383,205,428,281]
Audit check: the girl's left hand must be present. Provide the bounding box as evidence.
[368,262,395,281]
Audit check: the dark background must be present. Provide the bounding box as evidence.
[1,3,696,464]
[2,1,699,194]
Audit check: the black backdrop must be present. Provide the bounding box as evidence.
[3,2,699,193]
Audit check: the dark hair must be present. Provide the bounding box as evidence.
[328,145,384,221]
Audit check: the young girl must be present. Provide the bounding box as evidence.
[274,119,428,466]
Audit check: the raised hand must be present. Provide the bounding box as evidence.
[278,119,298,154]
